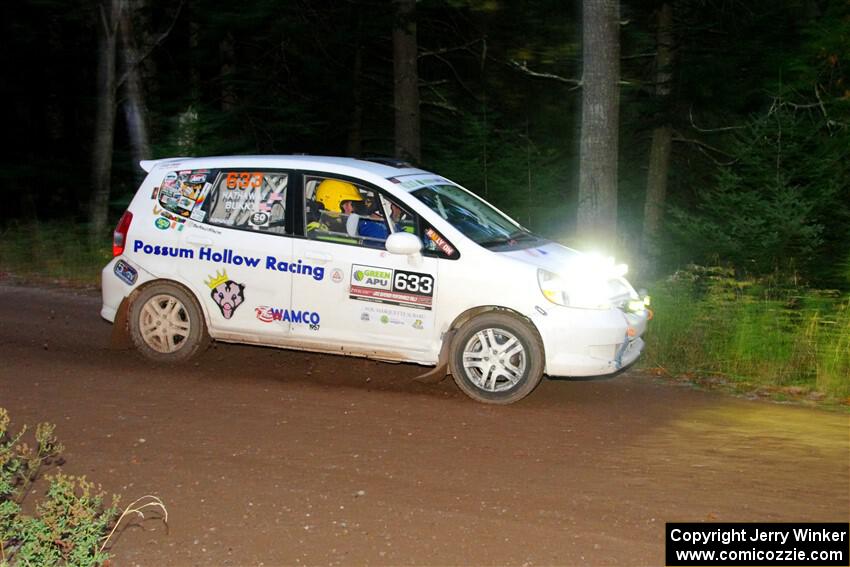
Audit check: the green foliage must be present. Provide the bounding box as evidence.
[425,110,573,238]
[0,409,120,567]
[667,105,850,285]
[643,266,850,401]
[817,300,850,399]
[9,474,118,567]
[0,221,109,287]
[787,0,850,105]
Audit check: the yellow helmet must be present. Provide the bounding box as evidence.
[315,179,362,213]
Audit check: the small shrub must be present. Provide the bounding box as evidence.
[0,408,165,566]
[8,474,117,567]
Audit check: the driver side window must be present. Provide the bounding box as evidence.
[304,176,414,248]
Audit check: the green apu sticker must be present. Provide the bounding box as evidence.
[154,217,170,230]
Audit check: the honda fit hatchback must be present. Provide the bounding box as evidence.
[102,156,650,404]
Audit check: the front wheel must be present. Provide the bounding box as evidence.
[128,282,209,363]
[448,312,545,404]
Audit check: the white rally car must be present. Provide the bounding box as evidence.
[102,156,650,404]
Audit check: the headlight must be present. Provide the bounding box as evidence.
[626,295,651,313]
[538,269,570,306]
[581,252,628,277]
[537,269,612,310]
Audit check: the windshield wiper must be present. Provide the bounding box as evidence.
[477,237,512,248]
[508,230,537,241]
[478,231,538,248]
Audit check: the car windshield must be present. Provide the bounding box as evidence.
[410,184,536,247]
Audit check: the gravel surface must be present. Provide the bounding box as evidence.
[0,283,847,566]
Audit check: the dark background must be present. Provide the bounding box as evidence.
[1,0,848,285]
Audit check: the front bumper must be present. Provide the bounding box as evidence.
[531,305,649,377]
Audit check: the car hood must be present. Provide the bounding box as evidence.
[496,239,582,275]
[497,239,638,301]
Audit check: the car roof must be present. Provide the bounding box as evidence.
[140,155,431,180]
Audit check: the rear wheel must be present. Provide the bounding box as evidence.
[448,312,544,404]
[129,282,209,363]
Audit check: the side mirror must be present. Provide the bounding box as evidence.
[385,232,422,256]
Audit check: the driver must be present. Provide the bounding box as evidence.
[357,202,404,241]
[307,179,363,236]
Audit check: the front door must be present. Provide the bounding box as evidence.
[289,173,440,359]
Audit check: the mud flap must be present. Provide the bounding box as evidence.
[110,296,132,350]
[413,329,455,384]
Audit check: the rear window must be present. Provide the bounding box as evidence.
[156,169,216,221]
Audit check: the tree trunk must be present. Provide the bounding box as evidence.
[347,43,364,157]
[641,2,675,276]
[220,31,237,112]
[46,16,64,144]
[120,0,151,183]
[577,0,621,252]
[177,4,201,154]
[189,7,200,101]
[347,9,364,158]
[393,0,420,163]
[89,0,121,241]
[642,125,672,264]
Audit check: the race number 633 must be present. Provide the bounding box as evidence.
[225,172,263,189]
[393,271,434,295]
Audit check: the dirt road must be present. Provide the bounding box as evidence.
[0,283,847,566]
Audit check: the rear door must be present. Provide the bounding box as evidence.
[167,167,296,341]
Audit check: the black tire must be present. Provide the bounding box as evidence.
[128,282,210,363]
[448,312,545,404]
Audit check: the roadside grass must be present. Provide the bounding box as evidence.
[642,266,850,405]
[0,221,109,288]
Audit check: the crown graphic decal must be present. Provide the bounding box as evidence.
[204,269,229,289]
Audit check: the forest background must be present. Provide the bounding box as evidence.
[0,0,848,402]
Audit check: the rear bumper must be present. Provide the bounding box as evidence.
[101,257,153,322]
[101,259,124,322]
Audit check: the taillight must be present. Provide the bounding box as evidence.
[113,210,133,257]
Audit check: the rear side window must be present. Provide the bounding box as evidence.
[156,169,217,222]
[204,170,289,234]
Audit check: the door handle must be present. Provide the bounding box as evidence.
[305,251,333,262]
[187,236,213,246]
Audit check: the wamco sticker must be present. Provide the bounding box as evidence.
[255,306,320,330]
